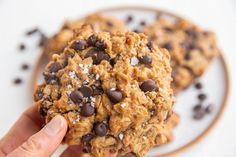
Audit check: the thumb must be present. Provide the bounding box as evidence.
[8,115,68,157]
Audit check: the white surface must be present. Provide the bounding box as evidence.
[0,0,236,157]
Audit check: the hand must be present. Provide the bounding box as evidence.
[0,105,85,157]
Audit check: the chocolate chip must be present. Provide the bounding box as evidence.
[94,122,108,136]
[38,91,44,100]
[106,21,113,27]
[133,29,140,33]
[185,29,198,39]
[193,108,205,120]
[106,89,123,103]
[92,86,104,96]
[139,55,152,64]
[79,86,93,97]
[193,104,202,111]
[110,56,119,67]
[70,90,83,104]
[71,40,88,51]
[195,82,203,90]
[39,33,48,47]
[25,28,39,36]
[164,27,174,33]
[140,20,146,26]
[95,40,106,50]
[21,63,29,70]
[39,108,47,117]
[49,62,62,73]
[162,42,173,51]
[87,35,98,46]
[81,103,95,117]
[13,78,22,85]
[123,152,137,157]
[205,104,214,114]
[198,93,207,101]
[146,41,154,50]
[203,31,210,37]
[140,79,157,92]
[86,48,110,64]
[44,74,58,84]
[181,41,196,51]
[19,43,25,51]
[184,53,191,60]
[81,133,94,144]
[126,15,133,23]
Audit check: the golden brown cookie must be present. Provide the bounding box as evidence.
[144,18,219,93]
[44,14,127,58]
[34,25,175,157]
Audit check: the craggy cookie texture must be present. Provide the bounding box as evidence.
[144,18,219,93]
[34,25,175,157]
[44,14,127,58]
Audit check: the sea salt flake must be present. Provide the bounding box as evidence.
[130,56,139,66]
[131,84,136,88]
[68,71,77,79]
[118,133,124,140]
[79,64,83,68]
[110,87,116,91]
[82,68,89,74]
[143,136,147,140]
[95,74,100,80]
[121,103,126,108]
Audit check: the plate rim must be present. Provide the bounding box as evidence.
[31,6,230,157]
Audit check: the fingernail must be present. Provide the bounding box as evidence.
[43,115,64,136]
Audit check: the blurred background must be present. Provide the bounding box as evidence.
[0,0,236,156]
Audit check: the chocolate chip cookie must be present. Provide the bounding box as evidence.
[44,14,127,58]
[144,18,219,93]
[34,24,175,157]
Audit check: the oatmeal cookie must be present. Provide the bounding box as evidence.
[144,18,219,93]
[34,25,175,157]
[44,14,127,58]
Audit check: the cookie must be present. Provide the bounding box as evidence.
[44,14,127,58]
[144,18,219,93]
[34,25,175,157]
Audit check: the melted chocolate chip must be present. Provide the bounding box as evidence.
[140,79,157,92]
[87,35,98,46]
[139,55,152,64]
[94,122,108,136]
[39,33,48,47]
[198,93,207,101]
[106,89,123,103]
[44,73,58,84]
[49,62,62,73]
[70,90,83,104]
[123,152,137,157]
[133,29,140,33]
[95,40,106,50]
[140,20,146,26]
[71,40,88,51]
[162,42,173,51]
[13,78,22,85]
[81,103,95,117]
[146,41,154,50]
[79,86,93,97]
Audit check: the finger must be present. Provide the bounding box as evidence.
[7,115,67,157]
[60,145,84,157]
[0,104,44,155]
[108,152,117,157]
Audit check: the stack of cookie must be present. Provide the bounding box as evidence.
[34,13,218,157]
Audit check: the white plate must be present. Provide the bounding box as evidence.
[33,7,229,157]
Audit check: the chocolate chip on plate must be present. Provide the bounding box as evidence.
[94,122,108,136]
[71,40,88,51]
[19,43,25,51]
[133,29,140,33]
[140,79,157,92]
[80,86,93,97]
[193,108,205,120]
[70,90,83,104]
[162,42,173,51]
[49,62,62,73]
[38,33,48,47]
[106,89,123,103]
[126,15,133,24]
[198,93,207,101]
[81,103,95,117]
[205,104,214,114]
[87,35,98,46]
[194,82,203,90]
[21,63,29,70]
[193,104,202,111]
[25,28,39,36]
[139,55,152,64]
[13,77,23,85]
[140,20,146,26]
[146,41,154,50]
[123,152,137,157]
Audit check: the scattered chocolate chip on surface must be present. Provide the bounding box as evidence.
[38,33,48,47]
[205,104,214,114]
[126,15,133,24]
[193,108,205,120]
[195,82,203,90]
[193,104,202,111]
[19,43,26,51]
[13,77,23,85]
[198,93,207,101]
[25,27,39,36]
[21,63,30,70]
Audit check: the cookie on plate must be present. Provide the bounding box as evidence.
[144,18,219,93]
[44,14,127,58]
[34,25,175,157]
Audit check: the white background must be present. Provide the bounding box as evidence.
[0,0,236,156]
